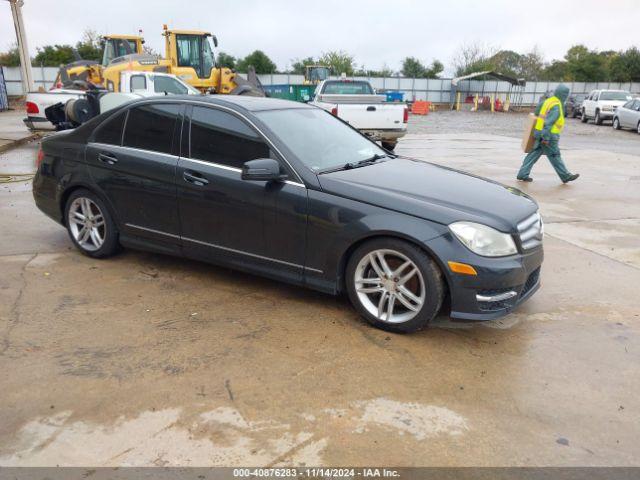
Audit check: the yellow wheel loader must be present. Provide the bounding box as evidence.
[53,34,145,89]
[102,26,263,96]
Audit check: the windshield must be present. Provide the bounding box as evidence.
[256,108,386,172]
[322,81,374,95]
[102,39,137,65]
[600,91,631,101]
[176,34,215,79]
[153,75,199,95]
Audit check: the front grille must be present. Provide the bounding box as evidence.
[517,212,543,251]
[522,267,541,296]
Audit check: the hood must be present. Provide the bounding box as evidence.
[554,84,570,104]
[317,158,538,232]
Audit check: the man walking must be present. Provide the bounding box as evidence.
[517,84,579,184]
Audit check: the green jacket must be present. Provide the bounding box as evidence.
[534,84,570,141]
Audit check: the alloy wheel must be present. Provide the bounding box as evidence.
[354,249,425,324]
[67,197,106,252]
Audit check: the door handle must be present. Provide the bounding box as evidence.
[183,170,209,186]
[367,106,376,111]
[98,152,118,165]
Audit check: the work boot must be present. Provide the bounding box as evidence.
[517,176,533,182]
[562,173,580,184]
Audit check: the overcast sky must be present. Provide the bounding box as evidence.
[2,0,639,75]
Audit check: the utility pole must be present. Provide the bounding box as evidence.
[8,0,34,93]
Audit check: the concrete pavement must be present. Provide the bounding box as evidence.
[0,109,39,154]
[0,116,639,466]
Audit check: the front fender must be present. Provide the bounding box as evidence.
[304,189,447,293]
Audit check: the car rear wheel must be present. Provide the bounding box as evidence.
[381,141,397,151]
[595,110,603,125]
[65,189,119,258]
[346,238,444,333]
[581,109,588,123]
[613,117,621,130]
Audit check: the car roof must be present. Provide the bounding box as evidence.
[134,94,312,112]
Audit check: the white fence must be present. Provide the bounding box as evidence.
[3,66,640,106]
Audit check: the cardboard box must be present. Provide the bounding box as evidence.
[522,114,538,153]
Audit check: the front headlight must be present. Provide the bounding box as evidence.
[449,222,517,257]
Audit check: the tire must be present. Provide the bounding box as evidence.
[637,121,640,135]
[345,238,444,333]
[613,117,621,130]
[381,141,397,151]
[581,109,588,123]
[595,110,603,125]
[64,189,119,258]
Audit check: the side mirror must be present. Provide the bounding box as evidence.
[241,158,287,182]
[212,35,218,47]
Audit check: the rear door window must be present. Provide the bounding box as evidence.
[189,106,270,169]
[130,75,146,92]
[94,110,127,146]
[123,104,181,154]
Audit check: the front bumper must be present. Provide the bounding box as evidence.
[598,109,615,119]
[426,232,544,321]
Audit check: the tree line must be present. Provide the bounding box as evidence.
[1,31,639,82]
[451,43,640,83]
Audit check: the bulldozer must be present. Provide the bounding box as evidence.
[53,34,145,89]
[101,25,263,95]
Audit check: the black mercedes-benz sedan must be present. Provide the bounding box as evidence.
[33,95,543,333]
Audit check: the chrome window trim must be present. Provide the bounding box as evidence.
[125,223,322,273]
[176,157,305,188]
[90,142,180,160]
[180,156,241,172]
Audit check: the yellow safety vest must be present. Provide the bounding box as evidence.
[535,96,565,134]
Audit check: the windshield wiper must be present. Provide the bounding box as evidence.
[318,153,390,174]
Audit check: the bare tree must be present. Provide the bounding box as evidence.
[452,42,497,76]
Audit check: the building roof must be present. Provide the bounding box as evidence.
[451,71,526,86]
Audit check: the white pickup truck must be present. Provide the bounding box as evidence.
[24,71,199,130]
[580,89,633,125]
[310,79,408,150]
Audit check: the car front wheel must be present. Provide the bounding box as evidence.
[346,238,444,333]
[595,110,603,125]
[65,189,119,258]
[581,109,588,123]
[637,121,640,135]
[613,117,621,130]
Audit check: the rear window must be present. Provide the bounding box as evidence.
[123,104,181,154]
[322,81,373,95]
[94,110,127,145]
